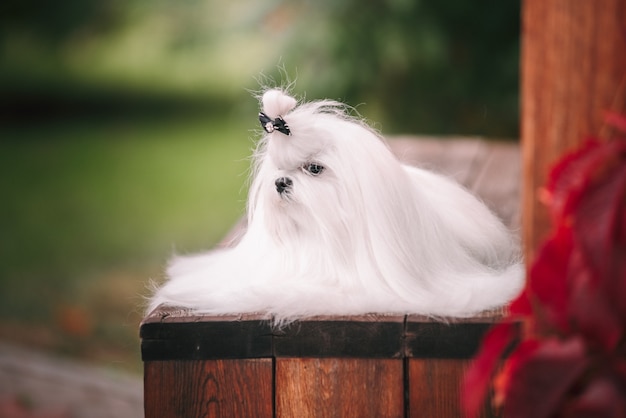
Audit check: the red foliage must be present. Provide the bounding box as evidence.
[462,117,626,418]
[463,322,518,415]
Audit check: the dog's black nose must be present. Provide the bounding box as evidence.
[275,177,293,194]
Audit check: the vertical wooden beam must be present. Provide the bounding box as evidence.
[521,0,626,261]
[275,358,404,418]
[408,359,496,418]
[144,359,273,418]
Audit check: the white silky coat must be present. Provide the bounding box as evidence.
[149,89,524,321]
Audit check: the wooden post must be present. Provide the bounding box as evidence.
[141,308,500,417]
[521,0,626,262]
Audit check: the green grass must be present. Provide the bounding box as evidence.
[0,115,255,372]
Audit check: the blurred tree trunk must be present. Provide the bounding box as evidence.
[521,0,626,262]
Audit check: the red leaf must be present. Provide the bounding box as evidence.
[611,198,626,324]
[545,139,604,221]
[568,254,623,352]
[527,224,573,333]
[567,141,626,348]
[610,239,626,324]
[462,322,517,418]
[572,158,626,283]
[502,336,590,418]
[545,139,626,225]
[508,287,532,316]
[561,371,626,418]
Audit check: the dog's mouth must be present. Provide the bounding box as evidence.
[277,190,294,204]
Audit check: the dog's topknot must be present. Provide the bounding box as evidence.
[261,89,297,119]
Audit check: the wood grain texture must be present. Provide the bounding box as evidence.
[144,359,273,418]
[141,312,506,417]
[521,0,626,261]
[140,310,273,361]
[141,308,503,360]
[408,359,496,418]
[404,319,495,359]
[275,358,404,418]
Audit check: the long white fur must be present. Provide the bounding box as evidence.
[149,89,524,321]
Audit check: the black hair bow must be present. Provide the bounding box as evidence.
[259,112,291,136]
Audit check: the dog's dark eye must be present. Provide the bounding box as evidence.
[303,163,325,176]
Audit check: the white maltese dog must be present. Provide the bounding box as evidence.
[149,89,524,321]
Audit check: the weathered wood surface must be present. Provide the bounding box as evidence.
[141,307,504,361]
[142,309,501,418]
[408,358,473,417]
[276,358,404,418]
[144,359,273,418]
[142,360,492,418]
[521,0,626,261]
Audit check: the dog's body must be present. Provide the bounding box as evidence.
[149,89,524,320]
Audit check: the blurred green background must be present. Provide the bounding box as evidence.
[0,0,520,373]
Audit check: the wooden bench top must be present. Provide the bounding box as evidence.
[141,306,506,361]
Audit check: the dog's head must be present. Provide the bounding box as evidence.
[248,89,416,255]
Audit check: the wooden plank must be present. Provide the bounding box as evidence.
[140,309,273,361]
[141,311,505,417]
[141,309,498,360]
[404,319,496,359]
[144,359,273,418]
[521,0,626,261]
[141,306,267,324]
[273,315,405,358]
[408,359,496,418]
[470,142,521,229]
[406,313,507,417]
[275,358,404,418]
